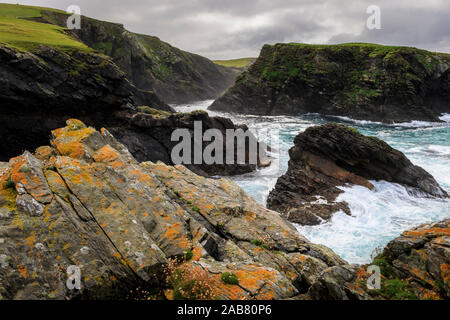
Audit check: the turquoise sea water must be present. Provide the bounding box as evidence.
[173,101,450,264]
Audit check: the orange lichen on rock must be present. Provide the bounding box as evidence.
[51,120,95,159]
[34,146,56,162]
[9,153,53,204]
[164,223,191,250]
[93,145,127,169]
[404,227,450,238]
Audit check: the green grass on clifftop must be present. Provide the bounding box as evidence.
[214,57,256,69]
[0,3,91,52]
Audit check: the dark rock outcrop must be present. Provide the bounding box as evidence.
[267,124,448,225]
[40,10,239,104]
[0,121,447,300]
[0,120,345,300]
[0,44,171,161]
[107,108,271,177]
[210,43,450,123]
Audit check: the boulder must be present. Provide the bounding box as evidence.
[267,123,448,225]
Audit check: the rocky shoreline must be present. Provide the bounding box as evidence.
[267,123,448,226]
[0,120,448,300]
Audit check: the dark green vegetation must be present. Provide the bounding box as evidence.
[221,272,239,285]
[210,43,450,123]
[185,250,194,261]
[0,3,247,173]
[371,254,418,300]
[3,176,15,190]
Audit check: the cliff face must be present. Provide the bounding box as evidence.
[0,43,170,161]
[0,4,257,176]
[267,124,448,226]
[40,10,239,104]
[210,43,450,123]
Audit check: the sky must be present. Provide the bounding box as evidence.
[3,0,450,59]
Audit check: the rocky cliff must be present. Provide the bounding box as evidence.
[267,124,448,225]
[0,4,261,176]
[0,120,346,300]
[0,43,171,161]
[39,10,239,104]
[209,43,450,123]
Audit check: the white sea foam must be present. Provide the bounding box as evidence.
[173,101,450,264]
[440,113,450,123]
[296,181,450,264]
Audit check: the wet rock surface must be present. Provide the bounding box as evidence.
[267,123,448,226]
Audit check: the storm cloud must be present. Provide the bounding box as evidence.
[4,0,450,59]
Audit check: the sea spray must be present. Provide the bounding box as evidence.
[173,102,450,263]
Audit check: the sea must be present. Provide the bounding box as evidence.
[172,100,450,264]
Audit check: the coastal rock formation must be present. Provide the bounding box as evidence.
[108,108,270,177]
[0,43,265,176]
[267,123,448,225]
[0,120,345,300]
[210,43,450,123]
[39,9,239,104]
[0,43,171,161]
[309,219,450,300]
[0,4,248,176]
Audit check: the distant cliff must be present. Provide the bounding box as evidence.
[210,43,450,123]
[40,10,239,104]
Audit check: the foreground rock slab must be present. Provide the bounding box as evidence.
[268,123,448,225]
[0,119,345,300]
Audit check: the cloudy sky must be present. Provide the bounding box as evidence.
[4,0,450,59]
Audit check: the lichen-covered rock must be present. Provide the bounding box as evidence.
[210,43,450,123]
[0,120,345,300]
[307,219,450,300]
[267,123,448,225]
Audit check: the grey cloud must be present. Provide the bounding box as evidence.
[5,0,450,58]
